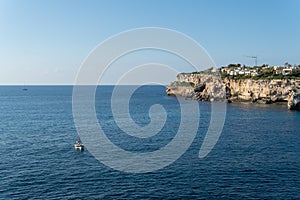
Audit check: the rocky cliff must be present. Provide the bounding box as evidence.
[288,89,300,110]
[166,73,300,110]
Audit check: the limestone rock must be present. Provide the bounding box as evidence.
[288,89,300,110]
[167,73,300,110]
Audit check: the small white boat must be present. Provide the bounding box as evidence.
[74,140,84,150]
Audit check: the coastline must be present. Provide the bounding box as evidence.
[166,73,300,110]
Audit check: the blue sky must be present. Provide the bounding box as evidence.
[0,0,299,84]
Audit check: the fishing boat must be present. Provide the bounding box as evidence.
[74,140,84,150]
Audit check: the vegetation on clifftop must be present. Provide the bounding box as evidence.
[187,63,300,80]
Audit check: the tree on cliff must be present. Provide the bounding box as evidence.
[227,64,241,68]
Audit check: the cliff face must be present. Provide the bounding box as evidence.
[166,73,300,110]
[166,74,226,101]
[288,89,300,110]
[225,78,300,103]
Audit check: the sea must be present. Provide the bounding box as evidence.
[1,85,299,199]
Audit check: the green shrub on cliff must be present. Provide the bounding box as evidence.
[171,81,195,87]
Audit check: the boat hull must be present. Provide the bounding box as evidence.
[74,144,84,151]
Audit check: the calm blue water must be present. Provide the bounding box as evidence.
[1,86,299,199]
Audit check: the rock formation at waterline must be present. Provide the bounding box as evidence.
[166,73,300,110]
[287,89,300,110]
